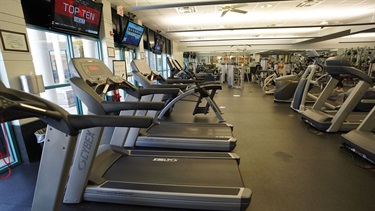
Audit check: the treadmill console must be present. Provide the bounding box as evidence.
[108,75,124,84]
[69,58,113,85]
[132,60,152,75]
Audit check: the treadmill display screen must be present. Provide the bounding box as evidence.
[82,63,107,80]
[88,65,100,71]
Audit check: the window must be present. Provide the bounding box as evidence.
[71,37,100,58]
[27,29,71,86]
[27,28,101,114]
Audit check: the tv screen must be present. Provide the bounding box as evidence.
[51,0,103,37]
[22,0,51,27]
[121,21,145,47]
[111,8,122,43]
[153,37,164,54]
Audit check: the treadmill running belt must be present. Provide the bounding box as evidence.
[145,124,232,139]
[104,156,244,187]
[102,182,242,195]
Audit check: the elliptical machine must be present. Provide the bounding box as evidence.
[290,50,339,112]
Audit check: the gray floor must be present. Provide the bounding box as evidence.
[1,82,374,211]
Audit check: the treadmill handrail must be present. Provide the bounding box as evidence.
[0,82,154,135]
[119,83,180,96]
[102,101,165,113]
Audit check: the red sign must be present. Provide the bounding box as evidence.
[54,0,101,25]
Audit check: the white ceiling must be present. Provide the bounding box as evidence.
[108,0,375,54]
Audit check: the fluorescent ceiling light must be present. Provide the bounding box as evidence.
[167,22,374,34]
[342,32,375,38]
[166,8,373,27]
[180,36,317,42]
[175,27,321,37]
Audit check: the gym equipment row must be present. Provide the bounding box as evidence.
[69,58,236,151]
[0,58,252,210]
[131,59,225,122]
[343,47,374,73]
[261,49,374,170]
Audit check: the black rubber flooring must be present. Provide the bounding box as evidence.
[1,82,374,211]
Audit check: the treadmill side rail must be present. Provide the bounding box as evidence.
[84,182,251,211]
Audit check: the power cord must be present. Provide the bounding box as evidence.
[339,146,375,170]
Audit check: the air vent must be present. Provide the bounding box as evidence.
[176,6,197,14]
[296,0,324,7]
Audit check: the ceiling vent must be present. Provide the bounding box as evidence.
[176,7,197,14]
[296,0,324,8]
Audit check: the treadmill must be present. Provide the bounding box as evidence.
[341,105,375,164]
[0,81,251,211]
[131,59,225,122]
[300,56,373,132]
[0,81,146,210]
[68,58,237,151]
[63,62,251,210]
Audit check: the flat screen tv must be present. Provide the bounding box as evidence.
[153,37,164,54]
[121,21,145,47]
[51,0,103,38]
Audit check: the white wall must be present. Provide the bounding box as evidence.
[172,40,183,66]
[0,0,35,89]
[99,0,117,70]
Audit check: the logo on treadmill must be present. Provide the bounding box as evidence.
[78,129,96,171]
[152,158,178,162]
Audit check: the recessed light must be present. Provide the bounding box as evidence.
[260,4,273,8]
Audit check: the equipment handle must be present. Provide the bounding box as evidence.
[102,101,165,112]
[68,115,153,130]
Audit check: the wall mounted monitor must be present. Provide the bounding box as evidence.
[152,36,164,55]
[51,0,103,38]
[121,21,145,47]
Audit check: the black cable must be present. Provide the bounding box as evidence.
[339,146,375,170]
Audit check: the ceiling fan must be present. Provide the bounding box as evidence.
[219,4,248,17]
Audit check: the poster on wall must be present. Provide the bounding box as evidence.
[0,30,29,52]
[113,60,127,78]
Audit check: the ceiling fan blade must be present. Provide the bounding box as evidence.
[220,5,231,10]
[221,10,229,17]
[231,3,248,9]
[231,9,248,14]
